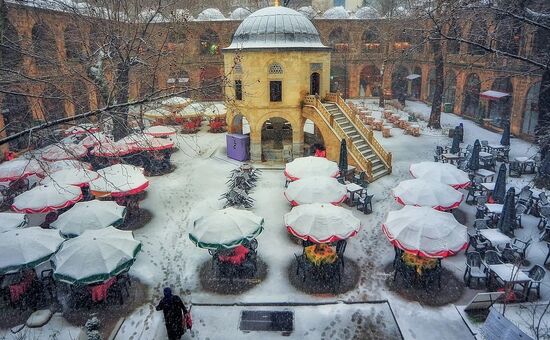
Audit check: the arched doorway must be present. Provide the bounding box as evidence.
[359,65,381,97]
[230,113,250,135]
[328,27,350,52]
[310,72,320,96]
[391,65,408,100]
[1,93,32,150]
[303,119,324,156]
[1,21,23,70]
[261,117,292,162]
[330,65,347,97]
[32,22,58,70]
[462,73,481,117]
[444,71,457,109]
[488,77,513,127]
[42,85,66,122]
[522,82,540,136]
[410,66,422,100]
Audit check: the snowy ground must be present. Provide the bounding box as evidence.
[2,100,549,340]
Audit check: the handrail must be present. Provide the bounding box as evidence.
[325,93,393,173]
[304,96,373,180]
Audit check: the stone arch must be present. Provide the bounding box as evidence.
[32,22,58,69]
[328,27,350,52]
[495,16,522,55]
[361,27,381,53]
[64,23,83,61]
[488,77,513,126]
[1,20,23,70]
[391,65,409,100]
[359,64,381,97]
[0,92,32,150]
[462,73,481,117]
[302,118,325,156]
[257,114,296,162]
[228,111,252,135]
[467,20,487,55]
[330,65,347,97]
[444,70,457,108]
[521,81,541,136]
[199,28,220,55]
[41,85,66,121]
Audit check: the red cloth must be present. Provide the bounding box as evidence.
[218,245,249,265]
[314,149,326,158]
[90,277,117,303]
[4,151,16,161]
[184,312,193,330]
[9,272,34,303]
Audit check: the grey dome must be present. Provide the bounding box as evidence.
[225,6,328,51]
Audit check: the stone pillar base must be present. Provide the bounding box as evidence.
[250,142,261,162]
[292,142,304,159]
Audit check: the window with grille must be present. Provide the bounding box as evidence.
[235,80,242,100]
[269,63,283,75]
[270,81,282,102]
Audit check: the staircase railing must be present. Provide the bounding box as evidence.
[304,95,373,179]
[326,93,393,174]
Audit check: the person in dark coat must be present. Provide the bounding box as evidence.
[156,287,188,340]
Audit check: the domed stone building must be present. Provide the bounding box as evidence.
[223,5,331,162]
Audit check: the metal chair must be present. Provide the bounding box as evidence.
[473,219,489,231]
[484,250,504,265]
[523,159,536,174]
[475,195,488,218]
[510,238,531,261]
[509,161,522,178]
[523,265,546,300]
[463,251,487,288]
[466,234,490,255]
[480,140,489,152]
[466,178,483,205]
[335,240,347,271]
[539,192,549,206]
[515,203,528,229]
[516,186,533,207]
[357,194,374,214]
[537,205,550,230]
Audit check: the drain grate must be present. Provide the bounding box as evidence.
[239,310,294,332]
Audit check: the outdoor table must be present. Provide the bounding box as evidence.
[441,153,461,165]
[346,182,363,206]
[475,169,496,182]
[479,151,493,159]
[481,182,496,193]
[402,252,438,275]
[218,245,249,265]
[365,116,375,125]
[304,244,337,266]
[478,228,510,248]
[488,144,505,152]
[90,276,117,303]
[487,263,530,300]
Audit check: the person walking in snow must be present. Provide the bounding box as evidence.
[156,287,188,340]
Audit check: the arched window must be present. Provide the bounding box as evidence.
[32,23,58,68]
[359,65,381,97]
[41,85,66,121]
[362,27,381,53]
[199,29,220,55]
[328,27,350,52]
[268,63,283,75]
[1,93,32,150]
[443,71,457,108]
[468,20,487,55]
[522,82,540,136]
[495,16,522,55]
[0,21,23,70]
[462,73,481,117]
[394,29,412,50]
[488,77,513,127]
[71,80,90,115]
[446,20,461,54]
[64,24,82,61]
[533,27,550,59]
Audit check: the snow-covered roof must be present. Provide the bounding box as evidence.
[406,74,421,80]
[323,6,349,19]
[138,9,168,23]
[172,9,194,22]
[230,7,252,20]
[355,6,380,19]
[298,6,316,20]
[480,90,510,100]
[196,8,225,21]
[225,6,328,51]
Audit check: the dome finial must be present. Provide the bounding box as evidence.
[274,0,280,6]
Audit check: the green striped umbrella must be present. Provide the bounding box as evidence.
[52,227,141,285]
[189,207,264,250]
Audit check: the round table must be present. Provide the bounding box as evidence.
[304,244,337,266]
[402,252,437,275]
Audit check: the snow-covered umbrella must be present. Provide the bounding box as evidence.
[12,184,82,213]
[40,168,99,187]
[284,203,361,243]
[409,162,470,189]
[89,164,149,197]
[79,132,112,149]
[161,96,191,110]
[284,156,339,181]
[467,139,481,171]
[143,125,177,137]
[284,176,347,206]
[0,227,65,274]
[46,160,92,173]
[91,140,135,157]
[338,139,348,175]
[51,200,126,238]
[0,159,44,182]
[392,178,463,211]
[382,206,467,258]
[133,135,174,152]
[41,143,88,161]
[203,103,226,119]
[0,212,28,233]
[175,102,206,118]
[144,107,173,119]
[450,126,461,154]
[189,207,264,250]
[64,124,100,136]
[492,163,507,204]
[52,227,141,285]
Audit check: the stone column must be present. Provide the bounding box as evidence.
[250,128,261,162]
[293,128,304,159]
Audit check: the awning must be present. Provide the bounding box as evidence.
[406,74,421,80]
[480,90,510,100]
